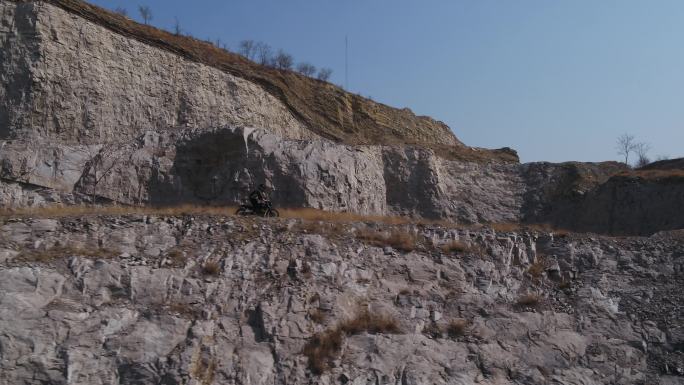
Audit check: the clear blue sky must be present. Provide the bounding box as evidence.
[90,0,684,163]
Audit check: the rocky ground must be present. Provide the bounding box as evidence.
[1,212,682,385]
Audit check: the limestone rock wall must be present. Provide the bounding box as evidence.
[0,215,682,384]
[0,1,310,143]
[0,127,520,223]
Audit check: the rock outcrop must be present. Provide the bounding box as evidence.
[0,1,310,143]
[0,214,682,384]
[4,126,683,235]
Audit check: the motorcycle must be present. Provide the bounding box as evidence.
[235,200,279,218]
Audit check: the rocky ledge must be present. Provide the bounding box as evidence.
[0,213,682,384]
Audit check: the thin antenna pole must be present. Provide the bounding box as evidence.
[345,35,348,90]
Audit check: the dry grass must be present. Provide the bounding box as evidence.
[302,310,401,373]
[201,260,221,276]
[516,293,541,308]
[309,309,326,324]
[356,228,418,252]
[527,259,548,279]
[422,322,443,339]
[281,208,409,225]
[166,249,186,266]
[168,302,200,318]
[0,204,237,219]
[440,240,468,253]
[302,328,344,374]
[16,245,116,263]
[615,169,684,181]
[446,319,469,338]
[440,240,485,256]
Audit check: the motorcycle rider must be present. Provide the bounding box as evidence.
[249,183,270,212]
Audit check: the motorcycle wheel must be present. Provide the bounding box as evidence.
[264,208,279,218]
[235,207,249,216]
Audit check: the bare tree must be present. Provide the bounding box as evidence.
[616,133,637,165]
[273,49,294,70]
[138,5,152,25]
[114,7,128,17]
[634,142,651,168]
[239,40,256,60]
[317,68,333,81]
[255,42,273,66]
[296,62,317,77]
[173,17,182,36]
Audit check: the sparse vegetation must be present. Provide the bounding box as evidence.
[138,5,152,25]
[296,62,317,77]
[356,228,417,252]
[446,319,469,338]
[166,248,186,266]
[441,240,468,253]
[422,322,443,339]
[527,259,548,279]
[440,240,484,256]
[272,49,294,70]
[302,310,401,374]
[317,68,333,81]
[309,309,326,324]
[516,293,541,308]
[168,302,199,318]
[615,169,684,180]
[201,260,221,276]
[114,7,127,17]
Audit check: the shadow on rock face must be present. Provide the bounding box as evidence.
[148,127,307,207]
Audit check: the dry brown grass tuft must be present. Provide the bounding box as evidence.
[422,322,443,339]
[201,260,221,276]
[516,293,541,308]
[168,302,199,318]
[440,240,485,256]
[302,310,401,373]
[440,240,468,253]
[17,245,116,263]
[302,328,344,374]
[166,249,186,266]
[338,310,401,335]
[309,309,326,324]
[527,259,548,279]
[356,228,417,252]
[446,319,469,338]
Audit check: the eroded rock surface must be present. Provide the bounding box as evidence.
[0,1,310,143]
[0,214,682,384]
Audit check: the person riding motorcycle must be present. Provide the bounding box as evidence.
[249,184,269,212]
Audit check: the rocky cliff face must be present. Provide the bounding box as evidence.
[3,126,683,236]
[0,1,310,143]
[1,214,682,384]
[0,127,522,223]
